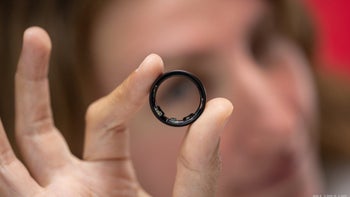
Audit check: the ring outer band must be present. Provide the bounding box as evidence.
[149,70,206,127]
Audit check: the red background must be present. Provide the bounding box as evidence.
[304,0,350,76]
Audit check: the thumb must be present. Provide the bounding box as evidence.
[173,98,233,197]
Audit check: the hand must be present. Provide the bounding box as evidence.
[0,27,233,197]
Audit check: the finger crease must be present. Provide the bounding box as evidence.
[85,156,130,163]
[19,117,55,137]
[178,154,202,174]
[104,123,128,135]
[0,148,16,167]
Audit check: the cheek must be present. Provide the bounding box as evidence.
[217,50,317,158]
[267,63,318,128]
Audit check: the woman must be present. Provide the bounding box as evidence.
[0,0,325,196]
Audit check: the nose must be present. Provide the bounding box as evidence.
[224,52,297,155]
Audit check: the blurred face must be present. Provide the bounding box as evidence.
[91,0,318,196]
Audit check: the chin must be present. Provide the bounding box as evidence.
[218,150,312,197]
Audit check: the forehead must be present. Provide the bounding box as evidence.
[92,0,266,64]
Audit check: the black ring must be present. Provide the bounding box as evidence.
[149,70,206,127]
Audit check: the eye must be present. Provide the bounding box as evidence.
[158,77,192,102]
[248,13,272,65]
[156,76,200,119]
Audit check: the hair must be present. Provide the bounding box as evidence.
[0,0,349,160]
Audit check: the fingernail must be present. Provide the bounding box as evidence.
[135,53,157,72]
[217,100,234,133]
[19,27,51,79]
[222,111,232,128]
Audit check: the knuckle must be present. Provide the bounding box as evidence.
[85,100,102,122]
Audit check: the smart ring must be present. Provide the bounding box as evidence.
[149,70,206,127]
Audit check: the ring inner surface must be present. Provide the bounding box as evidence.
[155,75,200,121]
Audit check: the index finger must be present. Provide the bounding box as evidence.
[15,27,71,185]
[83,54,164,161]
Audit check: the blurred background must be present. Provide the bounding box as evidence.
[304,0,350,194]
[305,0,350,76]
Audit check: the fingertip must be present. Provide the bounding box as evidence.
[23,26,52,53]
[129,53,164,95]
[18,26,52,79]
[204,98,233,128]
[144,53,163,65]
[136,53,164,74]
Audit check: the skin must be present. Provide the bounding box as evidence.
[90,0,322,197]
[0,27,232,196]
[0,0,321,197]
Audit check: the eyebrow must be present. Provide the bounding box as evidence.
[162,50,217,68]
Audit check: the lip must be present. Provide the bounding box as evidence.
[262,153,297,188]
